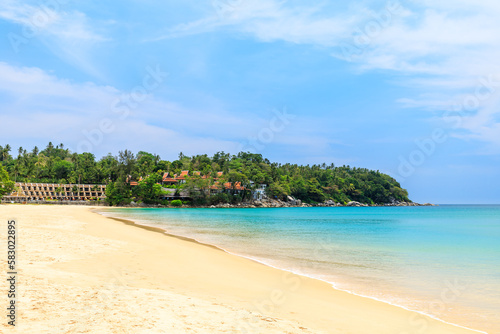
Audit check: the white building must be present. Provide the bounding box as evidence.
[252,183,267,200]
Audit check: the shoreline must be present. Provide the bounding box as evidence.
[0,204,488,333]
[95,207,487,334]
[1,199,435,208]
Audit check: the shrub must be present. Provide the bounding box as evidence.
[208,193,230,205]
[171,199,182,207]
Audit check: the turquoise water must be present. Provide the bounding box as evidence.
[100,205,500,332]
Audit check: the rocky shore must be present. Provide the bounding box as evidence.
[204,198,434,208]
[4,197,433,208]
[126,197,434,209]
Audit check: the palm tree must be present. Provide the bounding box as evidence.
[13,163,19,182]
[3,144,11,161]
[71,153,81,184]
[46,142,54,157]
[13,147,23,182]
[25,160,35,181]
[35,154,47,179]
[71,185,80,200]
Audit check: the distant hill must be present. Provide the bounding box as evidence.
[0,143,410,205]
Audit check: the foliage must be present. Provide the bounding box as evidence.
[133,173,163,204]
[105,177,132,206]
[0,164,15,200]
[183,173,211,205]
[1,143,411,205]
[170,199,182,207]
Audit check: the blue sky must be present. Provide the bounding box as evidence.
[1,0,499,203]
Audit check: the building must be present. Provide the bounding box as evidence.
[129,170,265,200]
[3,182,106,203]
[252,183,267,200]
[209,181,246,195]
[161,171,191,186]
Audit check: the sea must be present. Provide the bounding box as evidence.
[98,205,500,333]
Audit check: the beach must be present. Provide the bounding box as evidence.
[0,205,485,334]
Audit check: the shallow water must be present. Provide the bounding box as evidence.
[99,205,500,332]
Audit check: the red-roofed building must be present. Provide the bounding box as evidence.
[209,181,246,195]
[162,172,179,186]
[169,170,189,184]
[160,170,250,196]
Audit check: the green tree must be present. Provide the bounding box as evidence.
[53,160,74,181]
[117,150,136,178]
[184,173,211,205]
[0,164,14,200]
[0,143,412,205]
[0,144,11,162]
[105,177,132,206]
[136,151,156,176]
[134,173,162,204]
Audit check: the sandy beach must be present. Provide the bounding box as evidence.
[0,205,485,334]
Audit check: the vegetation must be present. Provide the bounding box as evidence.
[0,164,14,200]
[0,143,410,206]
[170,199,182,207]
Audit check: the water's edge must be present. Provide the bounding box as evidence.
[93,208,487,334]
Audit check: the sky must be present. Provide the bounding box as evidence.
[0,0,499,204]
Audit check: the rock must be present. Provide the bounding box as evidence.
[346,201,369,207]
[323,200,336,207]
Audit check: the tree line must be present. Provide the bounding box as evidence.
[0,143,410,206]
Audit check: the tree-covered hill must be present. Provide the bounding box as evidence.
[0,143,410,205]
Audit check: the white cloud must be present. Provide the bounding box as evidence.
[153,0,500,150]
[0,0,108,78]
[0,4,54,27]
[151,0,356,46]
[0,62,236,155]
[0,0,106,42]
[0,62,327,158]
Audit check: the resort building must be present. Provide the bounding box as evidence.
[161,170,192,185]
[129,170,265,199]
[252,183,267,200]
[209,181,246,195]
[162,172,179,186]
[3,182,106,203]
